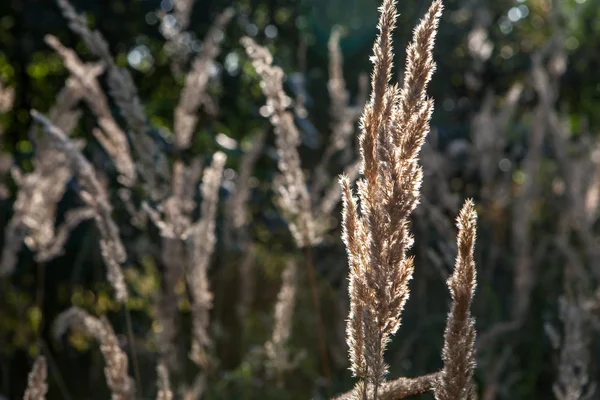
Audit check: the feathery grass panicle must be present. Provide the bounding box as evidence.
[188,151,227,366]
[159,0,197,67]
[30,110,128,303]
[341,0,443,394]
[23,356,47,400]
[242,33,361,244]
[44,34,136,187]
[156,361,174,400]
[56,0,141,127]
[0,81,82,275]
[46,79,84,134]
[56,0,170,200]
[55,0,145,135]
[434,199,477,400]
[340,175,367,379]
[241,37,316,247]
[147,7,234,362]
[36,207,96,262]
[395,0,442,150]
[54,307,134,400]
[358,0,396,188]
[175,8,234,150]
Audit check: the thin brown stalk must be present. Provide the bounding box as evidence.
[333,372,441,400]
[156,237,185,369]
[124,305,143,399]
[236,245,256,323]
[40,340,72,400]
[142,156,203,369]
[304,246,331,390]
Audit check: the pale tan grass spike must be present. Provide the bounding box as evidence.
[341,0,443,397]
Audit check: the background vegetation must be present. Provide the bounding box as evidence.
[1,0,600,398]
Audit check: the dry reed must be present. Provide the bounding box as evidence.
[54,307,134,400]
[57,0,170,200]
[30,110,128,303]
[340,0,442,395]
[23,356,48,400]
[1,77,83,275]
[241,37,316,247]
[174,8,234,150]
[188,151,227,367]
[435,200,478,400]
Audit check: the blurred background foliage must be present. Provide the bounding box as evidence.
[1,0,600,399]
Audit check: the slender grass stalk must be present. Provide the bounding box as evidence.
[124,305,143,399]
